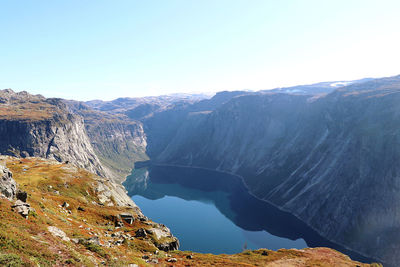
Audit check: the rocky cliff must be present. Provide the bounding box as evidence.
[142,76,400,266]
[0,89,108,178]
[65,100,148,183]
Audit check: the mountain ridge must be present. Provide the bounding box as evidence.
[135,75,400,266]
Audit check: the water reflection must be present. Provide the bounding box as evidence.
[124,164,373,262]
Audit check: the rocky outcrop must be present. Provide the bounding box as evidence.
[11,200,31,218]
[0,90,108,178]
[95,178,142,212]
[0,161,33,218]
[0,163,16,200]
[48,226,70,242]
[0,114,107,178]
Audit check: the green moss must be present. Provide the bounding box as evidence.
[28,209,37,218]
[80,241,108,258]
[0,253,23,267]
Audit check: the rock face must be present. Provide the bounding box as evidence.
[65,100,148,183]
[0,115,107,177]
[142,75,400,266]
[0,90,147,214]
[0,163,16,200]
[0,90,108,178]
[85,120,147,183]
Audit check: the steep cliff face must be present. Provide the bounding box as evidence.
[143,91,252,157]
[65,101,148,183]
[145,76,400,266]
[0,89,108,178]
[86,120,148,183]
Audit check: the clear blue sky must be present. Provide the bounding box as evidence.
[1,0,400,100]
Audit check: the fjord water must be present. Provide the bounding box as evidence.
[124,165,372,262]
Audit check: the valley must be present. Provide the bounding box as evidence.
[0,76,394,266]
[2,2,398,266]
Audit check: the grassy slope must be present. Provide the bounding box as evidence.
[0,102,56,121]
[0,157,376,266]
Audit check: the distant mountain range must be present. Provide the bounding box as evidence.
[264,78,375,95]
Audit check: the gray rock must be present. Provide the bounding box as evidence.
[0,90,108,179]
[0,164,17,200]
[12,200,31,218]
[134,228,147,238]
[48,226,70,242]
[86,236,100,246]
[146,259,159,264]
[120,213,134,224]
[157,239,179,252]
[71,238,80,244]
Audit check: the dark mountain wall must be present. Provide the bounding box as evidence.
[142,76,400,265]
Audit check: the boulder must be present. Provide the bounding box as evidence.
[0,164,17,200]
[120,213,134,224]
[11,200,31,218]
[86,236,100,246]
[135,228,147,238]
[115,219,124,228]
[48,226,70,242]
[157,240,180,252]
[16,190,27,202]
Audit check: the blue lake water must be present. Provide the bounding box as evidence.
[133,192,306,254]
[124,165,372,262]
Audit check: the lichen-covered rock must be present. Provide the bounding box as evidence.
[95,178,142,212]
[48,226,70,242]
[12,200,31,218]
[0,164,17,200]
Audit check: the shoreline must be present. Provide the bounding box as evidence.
[128,160,382,265]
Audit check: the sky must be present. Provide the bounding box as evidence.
[1,0,400,101]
